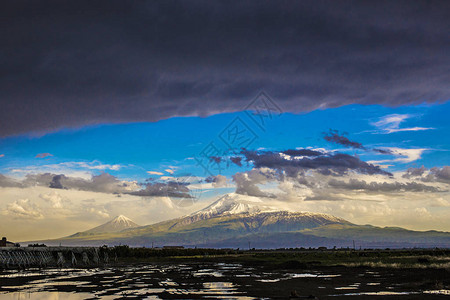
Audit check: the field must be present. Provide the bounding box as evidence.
[113,246,450,268]
[1,248,448,299]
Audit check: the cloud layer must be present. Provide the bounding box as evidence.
[1,0,449,136]
[0,172,207,201]
[228,149,448,201]
[241,149,392,177]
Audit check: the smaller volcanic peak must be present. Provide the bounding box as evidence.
[83,215,140,234]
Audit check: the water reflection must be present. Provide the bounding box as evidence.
[0,292,116,300]
[0,263,446,299]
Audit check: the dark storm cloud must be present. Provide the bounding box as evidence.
[402,166,427,178]
[20,172,133,193]
[323,129,394,154]
[1,171,196,197]
[1,0,449,136]
[52,173,131,193]
[49,174,65,189]
[241,149,392,176]
[328,178,442,193]
[402,166,450,184]
[230,156,243,167]
[129,181,192,198]
[210,156,222,164]
[281,149,323,157]
[205,174,227,187]
[233,147,393,199]
[232,169,276,198]
[22,173,55,187]
[430,166,450,183]
[0,174,22,188]
[372,148,394,155]
[205,176,215,184]
[323,130,365,150]
[424,166,450,184]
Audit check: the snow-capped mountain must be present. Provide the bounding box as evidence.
[169,193,276,226]
[83,215,140,234]
[191,193,277,218]
[38,194,450,249]
[169,193,349,229]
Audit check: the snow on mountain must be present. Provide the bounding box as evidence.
[172,193,348,227]
[192,193,277,218]
[44,195,448,248]
[73,194,349,240]
[84,215,140,234]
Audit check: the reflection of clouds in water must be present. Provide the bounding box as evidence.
[2,292,97,300]
[1,263,449,298]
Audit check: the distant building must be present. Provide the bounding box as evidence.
[0,237,16,247]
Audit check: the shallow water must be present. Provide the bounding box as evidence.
[0,263,448,299]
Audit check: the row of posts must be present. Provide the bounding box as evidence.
[0,247,117,269]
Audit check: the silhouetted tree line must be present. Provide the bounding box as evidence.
[111,245,241,258]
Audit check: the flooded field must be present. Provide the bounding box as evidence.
[0,262,449,299]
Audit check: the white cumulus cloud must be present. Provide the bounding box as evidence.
[3,199,43,219]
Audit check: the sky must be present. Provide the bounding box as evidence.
[0,1,449,241]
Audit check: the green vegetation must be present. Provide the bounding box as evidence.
[109,246,450,269]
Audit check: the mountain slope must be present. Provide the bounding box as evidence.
[35,194,450,248]
[74,215,140,235]
[301,223,450,247]
[164,193,349,229]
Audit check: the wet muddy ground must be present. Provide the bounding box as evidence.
[0,262,449,299]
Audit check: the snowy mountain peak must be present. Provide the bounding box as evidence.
[191,193,278,219]
[84,215,140,234]
[113,215,133,223]
[164,193,350,230]
[173,193,350,226]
